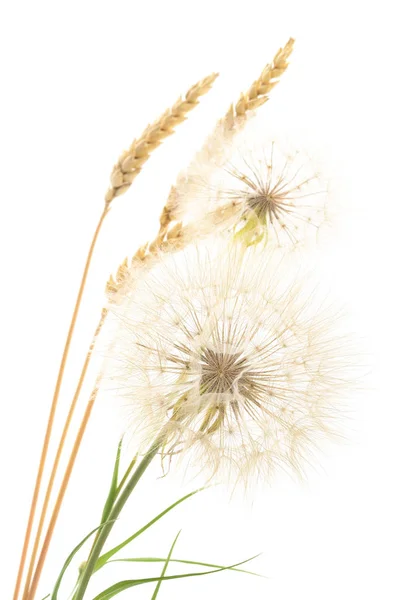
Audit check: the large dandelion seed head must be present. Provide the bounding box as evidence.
[107,242,355,489]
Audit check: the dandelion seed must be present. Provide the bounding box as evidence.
[107,243,355,489]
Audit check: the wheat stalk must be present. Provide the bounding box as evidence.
[104,72,219,206]
[24,309,107,600]
[18,73,218,600]
[14,206,109,600]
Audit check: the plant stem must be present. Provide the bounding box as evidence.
[13,206,109,600]
[73,436,164,600]
[26,380,102,600]
[86,448,137,563]
[23,308,108,600]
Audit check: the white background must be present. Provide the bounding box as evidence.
[1,1,412,599]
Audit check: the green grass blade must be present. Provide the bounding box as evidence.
[94,488,205,572]
[107,556,263,577]
[100,438,123,525]
[50,521,114,600]
[92,555,260,600]
[151,531,180,599]
[40,595,50,600]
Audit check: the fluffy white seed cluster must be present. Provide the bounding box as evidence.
[107,243,353,487]
[172,129,330,248]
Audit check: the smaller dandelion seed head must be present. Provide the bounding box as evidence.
[173,125,332,250]
[223,141,329,247]
[106,242,358,490]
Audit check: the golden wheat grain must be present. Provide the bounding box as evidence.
[105,196,244,301]
[106,222,184,299]
[160,38,295,228]
[227,37,294,127]
[104,72,219,206]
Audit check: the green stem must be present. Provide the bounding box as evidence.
[73,436,164,600]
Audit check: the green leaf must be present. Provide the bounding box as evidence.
[92,555,260,600]
[100,438,123,525]
[108,556,262,577]
[94,488,205,572]
[51,521,115,600]
[151,531,181,599]
[40,595,51,600]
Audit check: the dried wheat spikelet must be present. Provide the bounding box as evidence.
[106,221,189,301]
[225,36,295,130]
[104,72,219,206]
[105,198,240,302]
[161,38,295,228]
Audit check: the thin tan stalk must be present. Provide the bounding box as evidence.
[22,309,108,600]
[18,72,218,600]
[26,376,102,600]
[13,205,109,600]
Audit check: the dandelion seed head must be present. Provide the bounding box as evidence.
[175,125,332,249]
[107,242,357,489]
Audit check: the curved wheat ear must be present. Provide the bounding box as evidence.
[106,222,186,299]
[225,37,294,128]
[106,202,237,301]
[104,72,219,206]
[159,37,295,228]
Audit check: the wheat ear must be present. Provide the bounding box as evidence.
[160,38,295,229]
[106,201,240,301]
[223,36,294,130]
[105,72,219,205]
[18,73,218,600]
[106,222,187,299]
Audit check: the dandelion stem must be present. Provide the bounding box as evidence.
[13,206,109,600]
[85,447,138,563]
[73,435,165,600]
